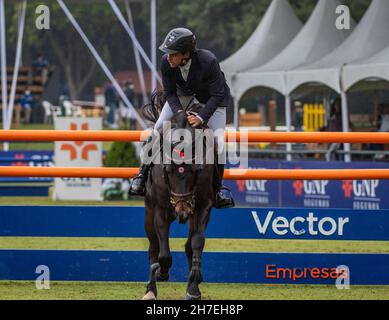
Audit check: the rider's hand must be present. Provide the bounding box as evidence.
[187,114,202,128]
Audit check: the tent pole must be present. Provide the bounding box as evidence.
[0,0,8,151]
[340,91,351,162]
[150,0,157,92]
[233,97,239,128]
[324,90,331,127]
[57,0,147,129]
[107,0,162,85]
[124,0,148,106]
[285,94,292,161]
[7,0,27,130]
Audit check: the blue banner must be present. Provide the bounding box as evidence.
[225,159,389,210]
[1,206,388,241]
[0,151,54,183]
[0,250,387,285]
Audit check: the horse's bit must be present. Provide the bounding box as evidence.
[163,163,202,214]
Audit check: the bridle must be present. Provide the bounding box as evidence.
[163,164,200,213]
[163,140,204,214]
[161,105,210,214]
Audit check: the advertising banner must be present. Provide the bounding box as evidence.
[225,159,389,209]
[54,117,102,201]
[0,250,387,285]
[2,206,388,241]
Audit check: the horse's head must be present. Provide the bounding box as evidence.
[160,102,212,224]
[163,138,204,224]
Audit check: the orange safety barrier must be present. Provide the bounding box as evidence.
[0,130,389,143]
[0,167,388,180]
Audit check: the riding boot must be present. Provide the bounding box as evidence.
[214,163,235,209]
[128,134,155,196]
[128,163,151,196]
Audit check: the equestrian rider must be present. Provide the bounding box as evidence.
[129,27,234,209]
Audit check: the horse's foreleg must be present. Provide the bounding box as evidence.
[155,211,172,282]
[186,230,205,300]
[185,237,193,271]
[143,208,159,300]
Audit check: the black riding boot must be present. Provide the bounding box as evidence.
[214,164,235,209]
[128,134,155,196]
[128,163,151,196]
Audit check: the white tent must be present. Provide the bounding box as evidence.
[342,45,389,92]
[231,0,354,159]
[220,0,302,93]
[285,0,389,161]
[287,0,389,95]
[234,0,354,100]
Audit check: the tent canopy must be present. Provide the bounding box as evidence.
[343,45,389,91]
[233,0,353,100]
[287,0,389,94]
[220,0,302,94]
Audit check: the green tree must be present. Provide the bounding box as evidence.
[6,0,133,99]
[104,140,139,168]
[4,0,374,100]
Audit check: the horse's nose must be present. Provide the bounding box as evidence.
[176,210,189,224]
[175,201,191,224]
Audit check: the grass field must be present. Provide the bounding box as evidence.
[0,197,388,300]
[0,281,388,300]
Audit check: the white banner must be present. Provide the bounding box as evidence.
[53,117,103,201]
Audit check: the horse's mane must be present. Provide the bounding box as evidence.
[141,89,204,125]
[141,90,166,124]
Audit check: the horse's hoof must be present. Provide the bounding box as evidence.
[143,291,157,300]
[157,272,169,282]
[185,292,201,300]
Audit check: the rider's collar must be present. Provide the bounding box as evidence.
[179,58,192,71]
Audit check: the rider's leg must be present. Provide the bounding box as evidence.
[129,101,174,196]
[206,108,235,209]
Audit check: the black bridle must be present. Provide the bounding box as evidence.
[163,164,200,213]
[162,139,204,214]
[162,106,209,214]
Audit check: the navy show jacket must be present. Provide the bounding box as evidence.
[161,49,231,124]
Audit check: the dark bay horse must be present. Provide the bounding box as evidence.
[141,92,216,300]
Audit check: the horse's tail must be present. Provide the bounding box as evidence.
[141,89,166,124]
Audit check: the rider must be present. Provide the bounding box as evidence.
[129,27,234,209]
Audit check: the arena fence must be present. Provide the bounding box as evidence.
[0,167,388,180]
[0,130,388,285]
[0,130,388,180]
[0,130,388,143]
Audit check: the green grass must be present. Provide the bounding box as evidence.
[0,281,387,300]
[0,196,144,206]
[0,237,388,254]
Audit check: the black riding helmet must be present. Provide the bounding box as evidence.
[159,28,196,55]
